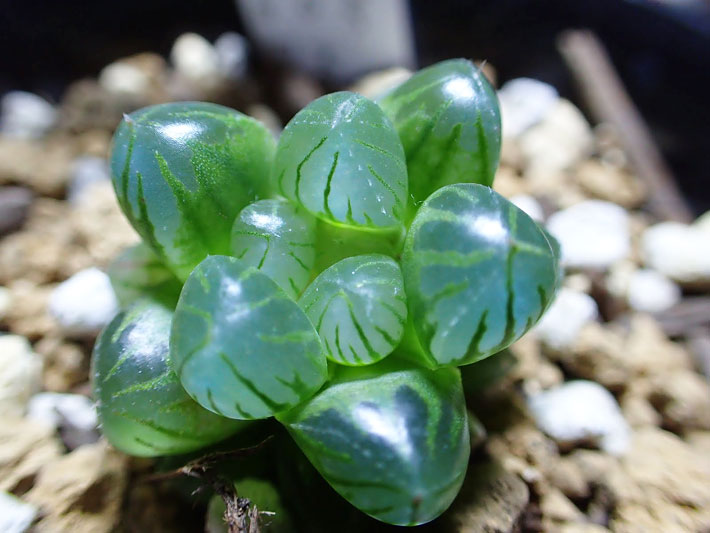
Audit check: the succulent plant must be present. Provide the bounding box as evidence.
[93,59,560,527]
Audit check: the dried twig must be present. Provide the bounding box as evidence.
[141,436,274,533]
[558,29,693,223]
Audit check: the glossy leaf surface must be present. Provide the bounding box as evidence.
[171,255,327,420]
[110,102,275,280]
[402,184,560,368]
[108,243,183,309]
[273,92,407,229]
[230,198,316,299]
[278,360,470,526]
[299,255,406,366]
[92,301,245,457]
[379,59,501,207]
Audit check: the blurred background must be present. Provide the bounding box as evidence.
[2,0,710,211]
[1,1,710,532]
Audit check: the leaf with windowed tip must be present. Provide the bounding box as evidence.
[277,360,470,526]
[108,243,183,309]
[379,59,501,208]
[230,198,316,299]
[110,102,275,280]
[402,183,560,368]
[92,300,246,457]
[273,91,407,230]
[299,255,406,366]
[170,255,327,420]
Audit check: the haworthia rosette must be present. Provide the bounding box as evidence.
[230,198,316,299]
[379,59,501,209]
[110,102,276,280]
[277,360,470,526]
[402,183,560,368]
[299,254,407,366]
[108,243,183,309]
[273,91,408,230]
[170,255,328,420]
[92,300,245,457]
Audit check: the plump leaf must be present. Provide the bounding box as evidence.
[379,59,501,208]
[230,198,316,299]
[273,92,407,230]
[277,360,470,526]
[170,255,327,420]
[299,255,406,366]
[108,243,183,309]
[92,300,245,457]
[402,184,560,368]
[110,102,275,280]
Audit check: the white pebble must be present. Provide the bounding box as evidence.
[67,156,111,206]
[627,269,681,313]
[214,32,249,80]
[48,268,118,336]
[509,194,544,222]
[642,221,710,284]
[99,62,150,97]
[527,380,631,456]
[0,491,37,533]
[547,200,630,269]
[171,33,220,83]
[498,78,559,139]
[0,91,56,140]
[534,288,598,350]
[0,335,42,417]
[27,392,98,449]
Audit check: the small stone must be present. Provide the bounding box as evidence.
[25,441,128,533]
[649,370,710,431]
[0,285,9,319]
[27,393,99,450]
[527,380,631,455]
[171,33,220,85]
[66,156,111,206]
[0,91,57,139]
[547,457,589,500]
[439,461,529,532]
[575,160,645,209]
[547,200,630,269]
[540,488,584,524]
[0,186,33,235]
[0,491,37,533]
[498,78,559,138]
[627,269,680,313]
[214,32,249,80]
[349,67,413,100]
[534,288,598,350]
[642,220,710,285]
[0,417,62,493]
[509,194,544,222]
[98,62,150,98]
[0,335,42,417]
[34,336,88,392]
[519,99,594,173]
[608,427,710,531]
[48,268,118,336]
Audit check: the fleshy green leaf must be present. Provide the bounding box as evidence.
[402,183,560,368]
[92,300,245,457]
[273,91,407,230]
[379,59,501,209]
[230,198,316,299]
[108,243,183,309]
[170,255,327,420]
[110,102,275,280]
[299,255,406,366]
[277,360,470,526]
